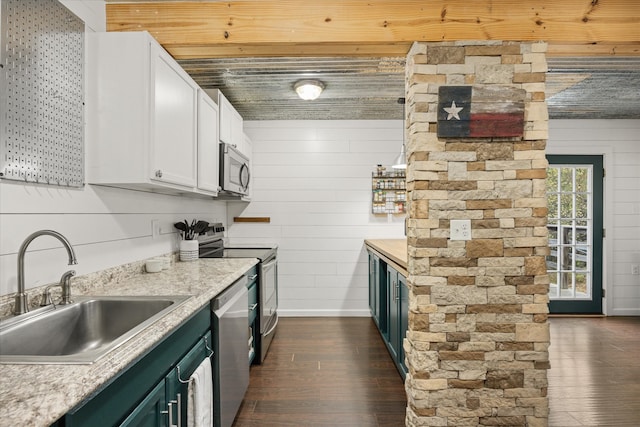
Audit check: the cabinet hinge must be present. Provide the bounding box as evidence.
[603,228,606,238]
[603,168,606,178]
[602,289,606,298]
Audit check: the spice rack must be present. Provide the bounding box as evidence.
[372,170,406,214]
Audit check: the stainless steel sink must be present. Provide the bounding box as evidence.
[0,295,191,364]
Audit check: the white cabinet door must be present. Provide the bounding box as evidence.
[87,32,203,196]
[218,93,235,146]
[197,90,219,194]
[151,48,197,188]
[216,90,244,154]
[232,107,244,153]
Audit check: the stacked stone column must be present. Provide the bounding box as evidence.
[404,41,550,427]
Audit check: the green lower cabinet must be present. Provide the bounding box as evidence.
[166,331,213,427]
[368,251,381,328]
[367,251,408,381]
[248,277,258,365]
[121,331,212,427]
[386,265,401,364]
[399,275,409,377]
[63,308,211,427]
[120,380,167,427]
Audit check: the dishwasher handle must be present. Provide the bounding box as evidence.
[211,276,248,311]
[213,284,248,317]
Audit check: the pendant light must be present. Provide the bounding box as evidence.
[392,97,407,169]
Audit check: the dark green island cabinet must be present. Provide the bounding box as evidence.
[367,249,409,380]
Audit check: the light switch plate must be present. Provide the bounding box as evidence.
[450,219,471,241]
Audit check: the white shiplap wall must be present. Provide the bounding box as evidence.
[0,184,227,296]
[234,119,640,317]
[0,0,228,297]
[229,120,406,316]
[548,119,640,315]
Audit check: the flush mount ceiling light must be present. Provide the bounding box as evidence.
[294,79,325,100]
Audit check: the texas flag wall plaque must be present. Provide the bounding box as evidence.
[437,86,525,138]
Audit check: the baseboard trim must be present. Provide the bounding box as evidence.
[278,309,371,317]
[549,314,606,318]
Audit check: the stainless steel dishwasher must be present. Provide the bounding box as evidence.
[212,276,249,427]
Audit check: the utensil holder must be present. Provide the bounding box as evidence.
[179,240,198,262]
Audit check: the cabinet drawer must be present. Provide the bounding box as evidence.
[248,281,258,324]
[246,266,258,286]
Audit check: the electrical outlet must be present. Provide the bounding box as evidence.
[152,220,160,239]
[450,219,471,241]
[632,264,640,275]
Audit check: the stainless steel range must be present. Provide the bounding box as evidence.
[198,224,278,363]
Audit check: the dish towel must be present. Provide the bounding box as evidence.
[187,357,213,427]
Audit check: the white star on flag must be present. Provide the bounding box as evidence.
[444,101,463,120]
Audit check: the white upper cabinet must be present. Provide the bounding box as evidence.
[209,89,247,156]
[87,31,200,195]
[196,90,219,195]
[152,49,197,188]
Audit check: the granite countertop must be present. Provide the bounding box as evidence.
[0,257,257,427]
[365,239,408,274]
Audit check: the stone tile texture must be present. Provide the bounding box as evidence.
[405,41,550,427]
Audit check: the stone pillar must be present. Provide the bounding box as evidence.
[404,41,550,427]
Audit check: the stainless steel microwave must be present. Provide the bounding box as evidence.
[219,143,250,196]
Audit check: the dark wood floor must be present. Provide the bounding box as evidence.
[233,316,640,427]
[232,317,407,427]
[548,316,640,427]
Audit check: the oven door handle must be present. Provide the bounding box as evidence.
[263,312,279,337]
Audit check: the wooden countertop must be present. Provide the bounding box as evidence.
[365,239,408,275]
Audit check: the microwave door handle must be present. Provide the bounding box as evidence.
[240,163,250,192]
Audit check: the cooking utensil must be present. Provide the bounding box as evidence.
[173,221,188,239]
[184,219,193,239]
[194,220,209,235]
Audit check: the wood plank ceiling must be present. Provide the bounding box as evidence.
[106,0,640,121]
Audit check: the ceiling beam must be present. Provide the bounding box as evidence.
[106,0,640,59]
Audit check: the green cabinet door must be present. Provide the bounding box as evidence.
[399,275,408,378]
[248,280,258,364]
[165,331,213,427]
[386,265,409,380]
[387,265,400,362]
[119,380,167,427]
[368,251,379,326]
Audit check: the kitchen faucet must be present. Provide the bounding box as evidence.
[14,230,78,315]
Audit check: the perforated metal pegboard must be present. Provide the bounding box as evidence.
[0,0,85,187]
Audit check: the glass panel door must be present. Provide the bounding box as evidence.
[546,155,603,314]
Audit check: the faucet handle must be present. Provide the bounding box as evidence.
[40,286,55,307]
[59,270,76,305]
